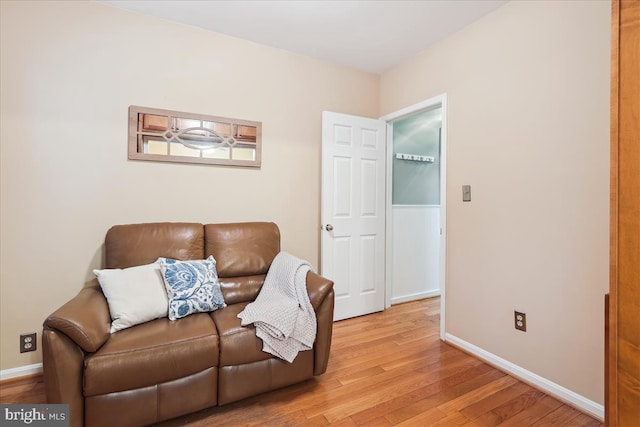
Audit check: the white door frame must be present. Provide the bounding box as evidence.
[380,93,448,340]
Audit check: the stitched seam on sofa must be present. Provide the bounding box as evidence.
[91,335,216,358]
[220,326,251,337]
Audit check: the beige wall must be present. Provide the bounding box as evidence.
[381,0,610,404]
[0,0,379,371]
[1,0,610,407]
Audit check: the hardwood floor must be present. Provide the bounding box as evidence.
[0,298,603,426]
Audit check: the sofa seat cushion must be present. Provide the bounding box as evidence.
[84,313,218,397]
[211,303,272,367]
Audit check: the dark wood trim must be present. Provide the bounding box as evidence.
[607,1,619,423]
[608,0,640,425]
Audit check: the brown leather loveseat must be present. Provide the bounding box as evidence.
[42,222,335,427]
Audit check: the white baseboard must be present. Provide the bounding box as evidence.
[391,290,441,305]
[444,333,604,421]
[0,363,43,381]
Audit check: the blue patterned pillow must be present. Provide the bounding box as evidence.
[158,255,226,320]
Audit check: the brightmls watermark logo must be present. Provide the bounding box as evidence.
[1,405,69,426]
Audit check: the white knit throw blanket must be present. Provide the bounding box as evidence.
[237,251,317,363]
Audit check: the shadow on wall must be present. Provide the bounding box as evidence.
[84,244,105,285]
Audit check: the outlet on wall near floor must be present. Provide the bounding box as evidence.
[514,311,527,332]
[20,332,37,353]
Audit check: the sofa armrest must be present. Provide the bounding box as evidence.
[42,328,85,427]
[44,280,111,353]
[306,271,334,311]
[306,272,334,376]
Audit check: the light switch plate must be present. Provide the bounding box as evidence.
[462,185,471,202]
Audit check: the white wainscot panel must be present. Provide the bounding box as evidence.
[391,205,441,304]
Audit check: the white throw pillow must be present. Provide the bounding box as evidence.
[94,262,169,333]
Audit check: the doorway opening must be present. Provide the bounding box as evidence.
[389,108,442,303]
[381,94,448,339]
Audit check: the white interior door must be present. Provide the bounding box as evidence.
[321,111,386,321]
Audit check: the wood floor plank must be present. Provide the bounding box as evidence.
[304,346,476,421]
[381,367,508,425]
[253,409,311,427]
[0,375,46,404]
[328,335,447,378]
[436,375,519,414]
[459,382,532,419]
[336,366,387,386]
[495,394,564,427]
[326,417,357,427]
[431,411,472,426]
[395,406,448,426]
[356,416,393,427]
[322,356,481,423]
[563,412,604,427]
[471,388,547,426]
[438,367,507,402]
[530,404,582,426]
[350,364,498,426]
[307,414,330,426]
[306,353,475,422]
[379,341,455,372]
[0,298,603,427]
[383,392,451,425]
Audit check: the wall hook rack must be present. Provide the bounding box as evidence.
[395,153,435,163]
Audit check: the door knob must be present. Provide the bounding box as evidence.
[325,224,334,231]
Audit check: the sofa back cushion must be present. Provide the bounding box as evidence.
[105,223,204,269]
[204,222,280,278]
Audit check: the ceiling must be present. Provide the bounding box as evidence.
[101,0,508,74]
